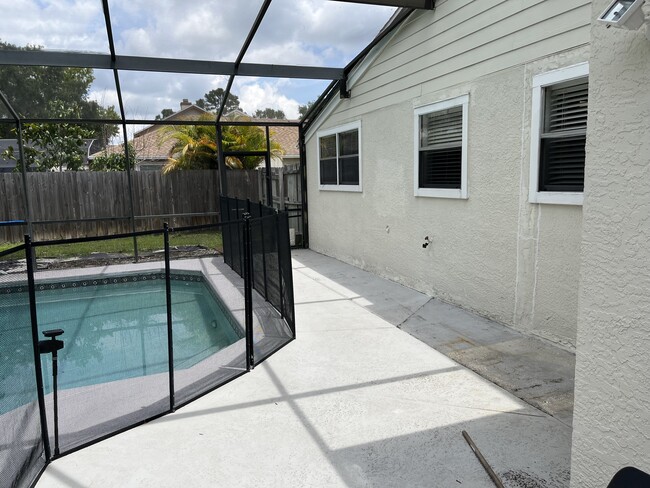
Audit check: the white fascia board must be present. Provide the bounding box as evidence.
[304,20,407,142]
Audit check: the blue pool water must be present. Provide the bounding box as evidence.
[0,272,242,413]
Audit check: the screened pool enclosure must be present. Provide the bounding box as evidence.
[0,1,434,487]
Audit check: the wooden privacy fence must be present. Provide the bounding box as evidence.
[0,170,220,243]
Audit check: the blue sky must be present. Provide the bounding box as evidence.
[1,0,396,120]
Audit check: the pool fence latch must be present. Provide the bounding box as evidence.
[39,328,64,457]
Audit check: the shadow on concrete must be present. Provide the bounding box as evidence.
[292,250,575,427]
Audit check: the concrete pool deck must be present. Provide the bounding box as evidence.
[37,250,573,487]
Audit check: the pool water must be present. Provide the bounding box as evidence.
[0,272,242,412]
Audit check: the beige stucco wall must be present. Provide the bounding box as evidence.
[570,1,650,485]
[306,3,589,348]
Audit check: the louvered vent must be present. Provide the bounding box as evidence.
[419,106,462,189]
[539,80,588,192]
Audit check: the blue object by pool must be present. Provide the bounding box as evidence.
[0,272,242,413]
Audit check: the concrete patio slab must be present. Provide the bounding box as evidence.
[36,250,572,488]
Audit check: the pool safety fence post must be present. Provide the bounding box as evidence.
[227,199,235,269]
[276,211,284,319]
[242,213,255,371]
[39,329,64,457]
[237,204,244,275]
[24,234,52,462]
[163,223,175,411]
[260,210,269,300]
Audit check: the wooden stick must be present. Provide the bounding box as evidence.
[462,430,506,488]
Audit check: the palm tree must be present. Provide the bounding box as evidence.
[162,114,284,174]
[162,117,218,174]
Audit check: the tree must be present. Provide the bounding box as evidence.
[195,88,241,114]
[89,143,136,171]
[162,119,218,173]
[0,40,119,145]
[155,108,174,120]
[222,117,284,169]
[298,101,314,117]
[254,108,286,119]
[3,103,95,172]
[162,114,283,173]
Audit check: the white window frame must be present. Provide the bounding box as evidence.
[529,62,589,206]
[317,121,362,192]
[413,94,469,199]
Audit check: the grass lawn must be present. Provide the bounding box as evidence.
[0,231,223,259]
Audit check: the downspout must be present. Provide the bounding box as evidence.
[298,126,309,248]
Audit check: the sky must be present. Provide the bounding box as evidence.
[0,0,396,120]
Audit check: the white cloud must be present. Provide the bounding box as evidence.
[237,81,301,119]
[244,0,396,66]
[109,0,258,61]
[1,0,108,52]
[1,0,395,120]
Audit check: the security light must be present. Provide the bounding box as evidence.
[598,0,646,30]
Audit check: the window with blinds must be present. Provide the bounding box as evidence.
[418,106,463,189]
[539,79,588,192]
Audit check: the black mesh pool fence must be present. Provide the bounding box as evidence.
[0,204,295,488]
[0,243,47,488]
[220,196,295,364]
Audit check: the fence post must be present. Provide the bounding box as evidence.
[235,200,244,275]
[275,211,284,319]
[278,166,285,211]
[24,235,52,461]
[265,127,273,208]
[242,213,255,370]
[163,223,175,411]
[226,197,234,268]
[260,212,268,300]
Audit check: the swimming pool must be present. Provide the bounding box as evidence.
[0,271,243,413]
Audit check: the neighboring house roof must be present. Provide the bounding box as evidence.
[91,103,299,165]
[268,124,299,158]
[134,104,209,138]
[91,101,210,163]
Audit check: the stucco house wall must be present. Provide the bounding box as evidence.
[570,0,650,484]
[305,1,591,348]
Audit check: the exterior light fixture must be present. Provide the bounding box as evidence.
[598,0,646,30]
